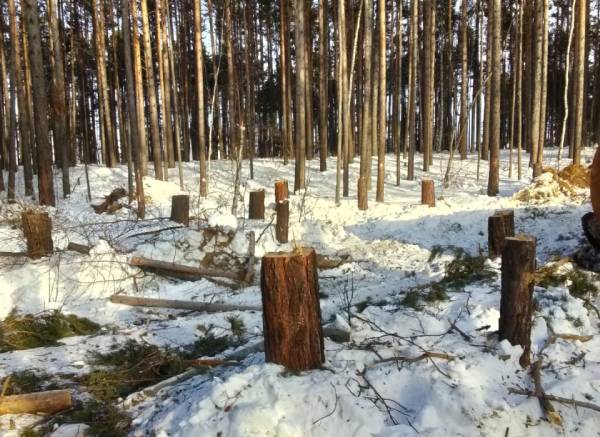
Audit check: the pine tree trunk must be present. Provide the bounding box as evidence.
[573,0,587,165]
[294,0,307,192]
[376,0,386,202]
[194,0,207,196]
[422,0,435,172]
[130,0,148,175]
[318,0,328,172]
[487,0,501,197]
[406,0,418,181]
[459,0,469,160]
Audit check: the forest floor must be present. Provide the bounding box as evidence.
[1,148,600,437]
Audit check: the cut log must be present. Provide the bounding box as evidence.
[109,295,261,313]
[21,211,53,259]
[92,188,127,214]
[170,195,190,226]
[488,209,515,258]
[276,200,289,244]
[0,390,72,415]
[249,190,266,220]
[421,179,435,207]
[261,248,324,370]
[274,180,289,203]
[130,256,244,282]
[66,242,91,255]
[499,235,536,368]
[316,254,353,270]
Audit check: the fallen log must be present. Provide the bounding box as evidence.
[109,295,261,313]
[0,390,72,415]
[130,256,245,282]
[317,254,353,270]
[66,242,91,255]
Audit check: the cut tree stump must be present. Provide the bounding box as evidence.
[499,235,536,368]
[488,209,515,258]
[249,190,265,220]
[0,390,72,415]
[274,180,289,203]
[21,211,53,259]
[260,248,324,370]
[421,179,435,207]
[582,212,600,251]
[170,195,190,226]
[276,200,289,244]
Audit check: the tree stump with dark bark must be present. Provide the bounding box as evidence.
[499,235,536,368]
[488,209,515,258]
[276,200,289,244]
[249,190,265,220]
[275,180,289,204]
[421,179,435,207]
[21,211,53,259]
[170,195,190,226]
[261,248,324,370]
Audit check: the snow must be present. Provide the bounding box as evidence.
[1,148,600,436]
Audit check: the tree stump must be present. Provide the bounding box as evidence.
[275,180,289,204]
[276,200,289,244]
[249,190,265,220]
[260,248,324,370]
[358,177,368,210]
[421,179,435,207]
[21,211,53,259]
[170,195,190,226]
[488,209,515,258]
[582,212,600,251]
[499,235,536,368]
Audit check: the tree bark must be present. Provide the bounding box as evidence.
[22,211,53,259]
[194,0,208,196]
[421,178,435,207]
[376,0,386,203]
[294,0,307,192]
[318,0,328,171]
[487,0,501,196]
[170,195,190,226]
[261,248,324,371]
[500,235,536,368]
[249,190,266,220]
[488,209,516,258]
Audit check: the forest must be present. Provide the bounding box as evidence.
[0,0,600,436]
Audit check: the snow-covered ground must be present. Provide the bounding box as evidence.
[1,149,599,437]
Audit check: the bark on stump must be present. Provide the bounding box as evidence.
[488,209,515,258]
[275,180,289,203]
[249,190,266,220]
[170,195,190,226]
[276,200,289,244]
[261,248,324,370]
[21,211,53,259]
[421,179,435,207]
[499,235,536,368]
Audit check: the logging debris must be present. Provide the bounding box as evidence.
[92,188,128,214]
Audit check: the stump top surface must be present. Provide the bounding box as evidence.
[263,247,315,259]
[494,209,514,216]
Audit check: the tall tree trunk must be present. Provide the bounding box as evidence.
[459,0,469,160]
[375,0,386,202]
[422,0,435,172]
[406,0,418,181]
[130,0,148,175]
[140,0,164,180]
[194,0,207,196]
[294,0,307,192]
[280,0,292,165]
[23,0,55,206]
[318,0,328,171]
[572,0,587,165]
[359,0,373,209]
[487,0,501,196]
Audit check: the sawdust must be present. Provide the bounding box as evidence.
[514,164,590,205]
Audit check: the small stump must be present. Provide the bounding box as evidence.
[421,179,435,207]
[22,211,53,259]
[488,209,515,258]
[249,190,265,220]
[261,248,324,370]
[170,195,190,226]
[499,235,536,368]
[276,200,289,244]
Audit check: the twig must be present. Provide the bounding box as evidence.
[531,358,562,425]
[370,351,454,368]
[312,383,339,425]
[509,388,600,413]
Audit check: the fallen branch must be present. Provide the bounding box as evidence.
[531,358,562,425]
[0,390,72,415]
[183,359,239,368]
[371,351,455,368]
[0,251,27,258]
[110,295,261,313]
[130,256,245,282]
[509,388,600,413]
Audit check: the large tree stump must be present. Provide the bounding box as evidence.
[261,248,324,370]
[249,190,265,220]
[170,195,190,226]
[421,179,435,207]
[488,209,515,258]
[21,211,53,259]
[276,200,289,244]
[499,235,536,368]
[274,180,289,203]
